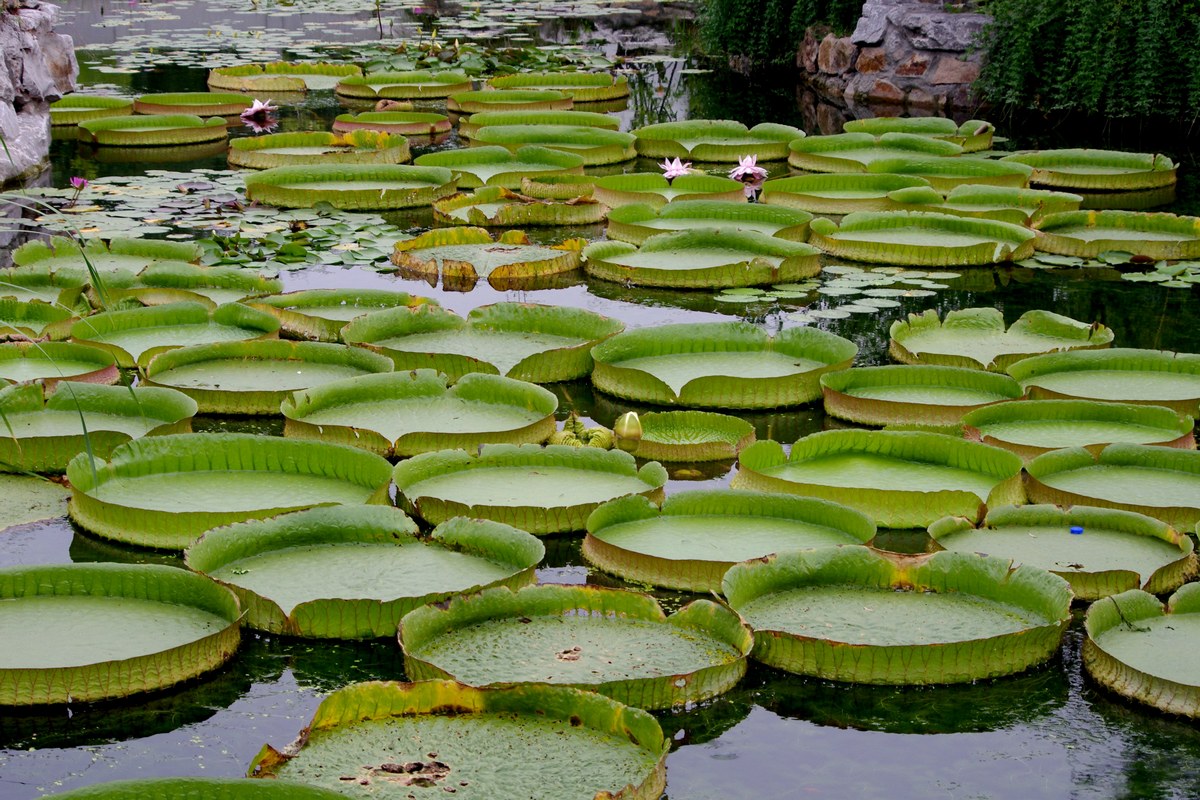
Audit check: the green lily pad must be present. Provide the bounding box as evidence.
[394,443,667,535]
[760,173,932,214]
[843,117,994,152]
[400,584,751,709]
[865,156,1033,192]
[722,546,1071,684]
[433,186,607,229]
[633,120,804,162]
[414,145,584,189]
[67,433,393,549]
[447,88,574,113]
[458,109,619,139]
[244,164,458,210]
[186,507,543,639]
[49,95,134,126]
[78,114,228,147]
[228,131,411,170]
[732,430,1024,528]
[605,201,811,246]
[583,490,874,593]
[332,111,452,137]
[249,289,435,342]
[335,70,472,99]
[0,341,119,387]
[390,227,585,291]
[1001,148,1178,191]
[282,370,558,458]
[208,61,363,92]
[45,778,346,799]
[930,504,1196,601]
[1034,210,1200,260]
[787,132,962,172]
[486,72,629,102]
[132,92,251,116]
[471,125,635,165]
[622,410,755,462]
[591,173,747,208]
[809,211,1036,267]
[0,474,69,530]
[820,365,1023,426]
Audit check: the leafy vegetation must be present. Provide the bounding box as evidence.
[976,0,1200,119]
[698,0,863,67]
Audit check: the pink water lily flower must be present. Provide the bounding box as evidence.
[659,157,692,182]
[729,154,768,199]
[70,176,88,190]
[240,98,279,134]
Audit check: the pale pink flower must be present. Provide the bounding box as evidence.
[729,154,767,199]
[659,157,691,182]
[240,98,278,134]
[70,176,88,190]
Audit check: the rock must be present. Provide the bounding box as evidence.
[901,11,988,51]
[851,2,890,45]
[895,53,931,77]
[869,78,906,105]
[800,26,830,73]
[818,35,857,75]
[855,47,887,74]
[930,56,981,85]
[906,87,940,110]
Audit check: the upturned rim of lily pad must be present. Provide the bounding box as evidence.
[721,545,1072,684]
[592,173,747,208]
[865,156,1033,191]
[583,489,875,593]
[281,369,558,457]
[930,503,1197,601]
[393,443,668,534]
[471,124,636,165]
[389,227,586,291]
[820,364,1024,427]
[447,88,574,113]
[243,164,457,210]
[625,409,756,462]
[432,186,607,229]
[486,71,630,102]
[809,210,1037,267]
[887,184,1084,226]
[67,432,393,549]
[590,321,857,409]
[398,583,752,709]
[414,145,585,189]
[1083,583,1200,718]
[889,307,1114,371]
[1001,148,1178,191]
[185,506,544,639]
[132,92,252,116]
[759,172,932,214]
[632,119,805,162]
[732,429,1025,528]
[1033,210,1200,260]
[334,70,473,99]
[331,110,451,136]
[786,132,963,172]
[228,130,411,170]
[0,341,120,388]
[0,297,76,340]
[0,562,241,705]
[49,95,134,126]
[458,109,619,139]
[207,61,363,93]
[248,679,668,799]
[1006,347,1200,415]
[605,201,812,246]
[843,117,994,152]
[77,114,229,146]
[249,288,436,342]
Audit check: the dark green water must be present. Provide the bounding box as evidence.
[4,3,1200,798]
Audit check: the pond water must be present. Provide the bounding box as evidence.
[3,1,1200,798]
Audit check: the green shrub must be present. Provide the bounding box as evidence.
[976,0,1200,119]
[698,0,863,67]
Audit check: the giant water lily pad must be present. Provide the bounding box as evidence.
[843,117,994,152]
[208,62,362,92]
[0,563,240,705]
[0,474,68,530]
[282,370,557,457]
[930,504,1197,601]
[433,186,607,228]
[1008,348,1200,415]
[0,267,88,306]
[722,546,1071,684]
[0,382,196,473]
[243,164,457,210]
[249,680,667,799]
[390,227,585,290]
[732,430,1024,528]
[78,114,228,146]
[623,410,755,462]
[787,132,962,172]
[486,72,629,102]
[142,340,394,415]
[0,298,75,340]
[809,211,1036,266]
[228,131,411,170]
[591,322,856,409]
[343,303,622,383]
[760,173,932,214]
[1033,210,1200,260]
[592,173,747,208]
[394,444,667,534]
[70,302,280,368]
[1001,148,1178,191]
[458,109,619,139]
[889,308,1114,371]
[866,156,1033,191]
[13,235,202,274]
[132,92,250,117]
[962,399,1195,460]
[1025,444,1200,529]
[447,89,574,113]
[889,184,1084,225]
[584,229,820,289]
[47,778,347,799]
[583,490,875,593]
[0,341,118,386]
[332,111,451,136]
[633,120,804,162]
[400,584,750,709]
[335,70,472,99]
[1083,584,1200,718]
[186,507,543,639]
[820,365,1023,426]
[414,145,584,189]
[49,95,133,126]
[471,124,636,165]
[605,201,811,246]
[249,289,435,342]
[112,263,283,308]
[67,433,392,549]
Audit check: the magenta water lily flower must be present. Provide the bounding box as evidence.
[69,176,88,190]
[659,157,691,182]
[240,98,279,134]
[729,154,768,199]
